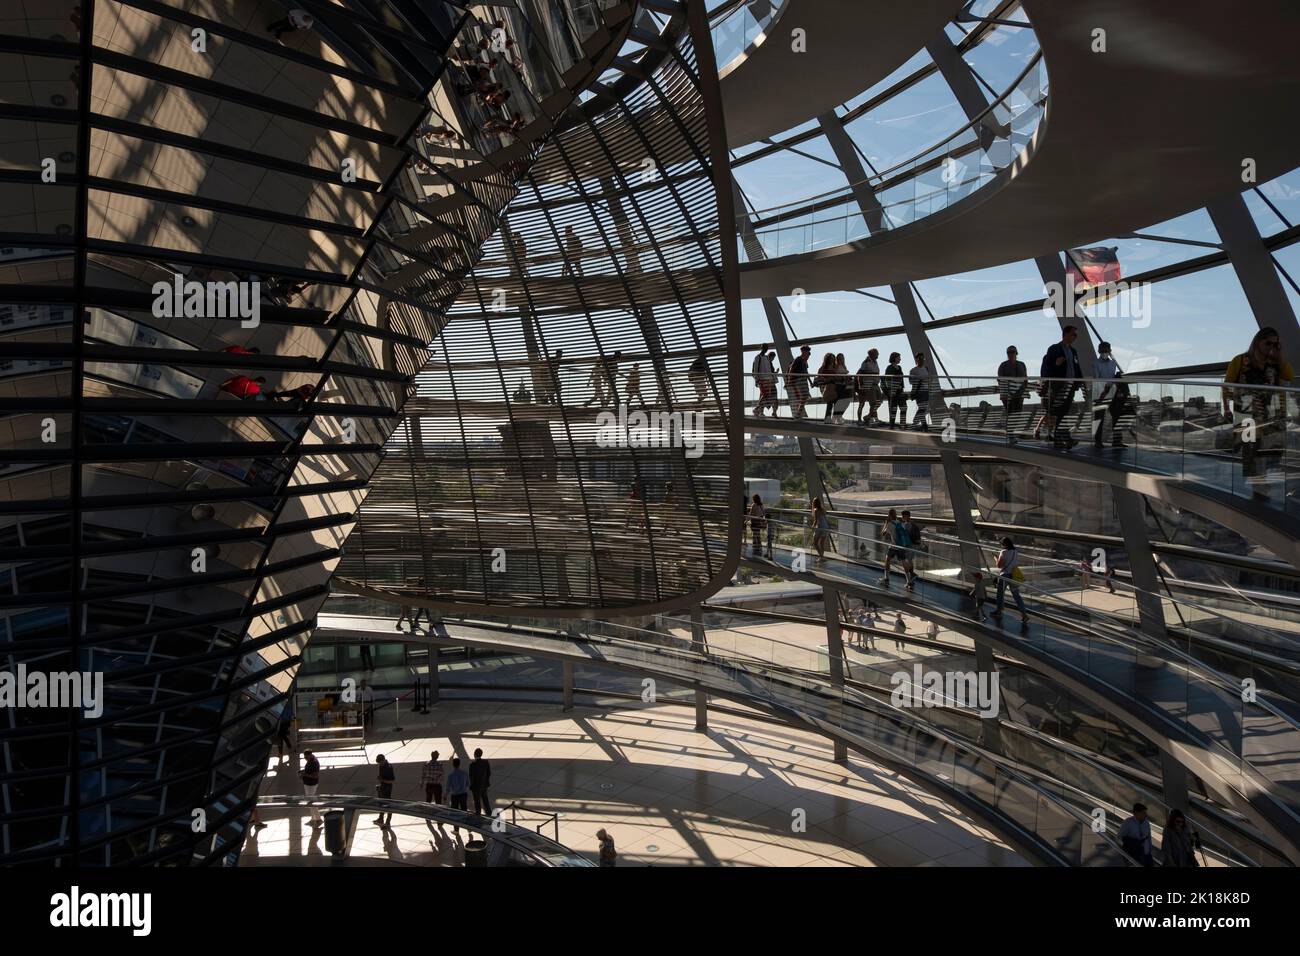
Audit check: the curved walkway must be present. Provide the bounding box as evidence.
[246,794,592,866]
[738,0,1300,295]
[736,546,1300,862]
[746,414,1300,569]
[263,697,1025,867]
[314,612,1137,864]
[717,0,962,146]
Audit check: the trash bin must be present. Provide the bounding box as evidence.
[464,839,488,867]
[323,810,346,856]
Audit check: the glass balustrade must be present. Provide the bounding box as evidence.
[737,53,1049,261]
[709,0,789,73]
[742,371,1300,517]
[743,515,1300,828]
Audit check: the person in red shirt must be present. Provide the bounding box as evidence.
[219,375,266,399]
[222,345,261,356]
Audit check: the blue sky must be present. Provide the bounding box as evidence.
[724,9,1300,379]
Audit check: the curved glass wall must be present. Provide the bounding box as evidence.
[0,0,633,866]
[337,4,743,616]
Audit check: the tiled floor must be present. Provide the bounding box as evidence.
[259,699,1027,867]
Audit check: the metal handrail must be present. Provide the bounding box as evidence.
[755,517,1300,762]
[255,794,593,866]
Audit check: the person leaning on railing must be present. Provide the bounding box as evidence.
[1221,327,1294,501]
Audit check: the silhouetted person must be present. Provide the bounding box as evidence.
[374,754,395,828]
[597,828,617,867]
[421,750,444,804]
[301,749,321,826]
[447,756,470,813]
[996,345,1027,444]
[1040,325,1083,449]
[1160,809,1200,867]
[787,344,812,418]
[469,748,492,816]
[1119,802,1153,866]
[1222,326,1293,500]
[268,8,313,41]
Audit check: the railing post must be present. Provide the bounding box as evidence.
[823,590,849,764]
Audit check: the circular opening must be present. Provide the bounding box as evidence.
[51,94,67,107]
[181,215,198,228]
[58,151,76,164]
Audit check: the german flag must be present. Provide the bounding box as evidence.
[1066,246,1121,289]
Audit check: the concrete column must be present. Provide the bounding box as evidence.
[823,590,849,764]
[1112,487,1167,639]
[973,642,1003,753]
[695,688,707,731]
[1160,749,1190,814]
[1207,193,1300,361]
[561,661,574,712]
[689,605,706,654]
[1038,254,1168,640]
[427,644,440,705]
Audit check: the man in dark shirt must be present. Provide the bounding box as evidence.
[1040,325,1083,449]
[996,345,1028,444]
[787,345,811,418]
[300,749,321,827]
[374,754,396,828]
[883,352,906,428]
[469,748,493,817]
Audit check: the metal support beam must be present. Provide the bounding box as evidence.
[1160,749,1191,815]
[814,109,1003,754]
[973,642,1003,752]
[1207,192,1300,361]
[1035,254,1098,374]
[823,590,849,764]
[732,179,828,507]
[1112,487,1168,639]
[816,110,986,575]
[1037,254,1168,639]
[924,35,1000,152]
[689,604,706,654]
[427,644,440,705]
[695,688,707,731]
[561,660,574,712]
